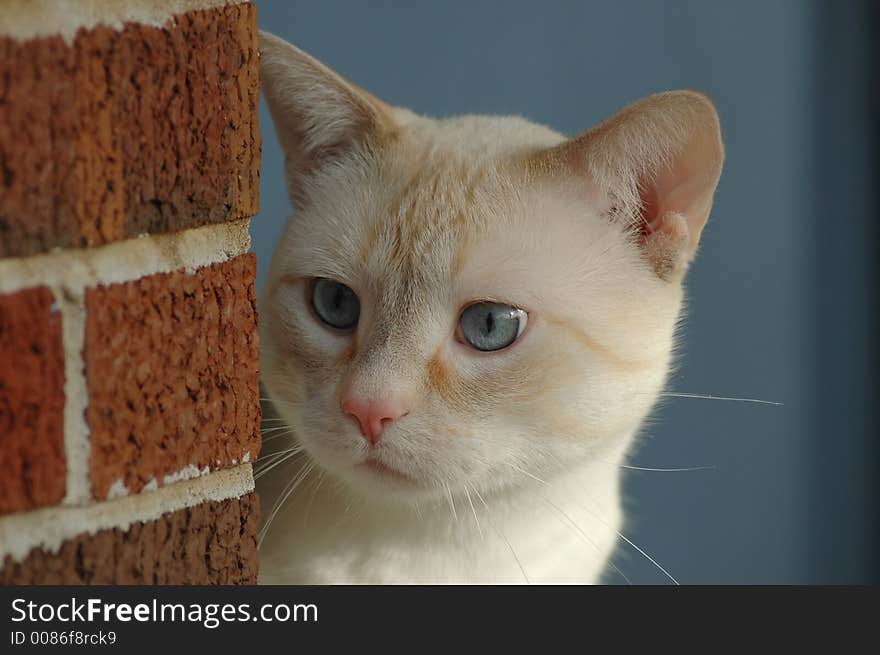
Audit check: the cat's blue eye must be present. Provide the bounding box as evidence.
[311,278,360,330]
[458,302,528,352]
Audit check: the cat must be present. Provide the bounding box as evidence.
[256,31,723,584]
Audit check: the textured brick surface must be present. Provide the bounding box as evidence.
[0,2,260,258]
[85,255,260,500]
[0,493,259,584]
[0,286,66,515]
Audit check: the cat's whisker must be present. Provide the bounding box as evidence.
[496,525,530,585]
[618,464,716,473]
[253,449,292,469]
[259,471,299,544]
[259,434,296,448]
[261,425,296,435]
[660,391,782,406]
[472,486,489,511]
[471,486,530,584]
[507,462,549,486]
[302,470,326,529]
[575,499,679,585]
[260,396,302,408]
[503,464,659,584]
[443,482,458,522]
[254,452,297,475]
[260,432,296,445]
[256,444,302,460]
[463,486,483,542]
[254,447,305,480]
[254,461,293,481]
[254,448,300,469]
[260,426,292,435]
[542,497,631,585]
[259,461,315,548]
[615,531,678,585]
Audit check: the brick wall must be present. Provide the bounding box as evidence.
[0,0,261,584]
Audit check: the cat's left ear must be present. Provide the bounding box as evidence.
[546,91,724,278]
[259,31,397,203]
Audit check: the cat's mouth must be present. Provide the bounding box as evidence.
[359,457,415,484]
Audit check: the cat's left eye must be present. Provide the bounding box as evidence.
[457,302,528,352]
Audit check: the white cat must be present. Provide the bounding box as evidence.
[256,31,723,584]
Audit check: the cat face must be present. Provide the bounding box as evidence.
[259,33,723,505]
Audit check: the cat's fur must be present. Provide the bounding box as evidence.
[256,31,723,584]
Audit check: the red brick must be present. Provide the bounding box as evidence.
[0,3,261,258]
[85,255,261,500]
[0,286,66,515]
[0,493,259,584]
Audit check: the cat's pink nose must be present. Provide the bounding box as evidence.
[342,397,410,445]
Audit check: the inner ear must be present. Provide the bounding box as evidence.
[636,175,691,279]
[549,91,724,279]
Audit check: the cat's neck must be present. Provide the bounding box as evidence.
[257,436,630,584]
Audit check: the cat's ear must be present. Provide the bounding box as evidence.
[259,31,396,202]
[548,91,724,278]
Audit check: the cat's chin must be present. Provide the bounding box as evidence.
[346,462,438,502]
[301,443,431,498]
[358,458,416,484]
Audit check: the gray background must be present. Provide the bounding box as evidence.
[251,0,878,583]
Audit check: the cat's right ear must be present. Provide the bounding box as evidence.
[259,32,396,202]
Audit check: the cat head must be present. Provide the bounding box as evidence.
[258,32,724,505]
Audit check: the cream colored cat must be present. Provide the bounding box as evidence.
[256,31,723,584]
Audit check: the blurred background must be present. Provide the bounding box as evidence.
[251,0,878,583]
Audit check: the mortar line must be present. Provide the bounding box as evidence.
[54,283,91,506]
[0,218,252,295]
[0,464,255,563]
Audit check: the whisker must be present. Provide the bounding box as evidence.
[253,449,292,469]
[256,445,302,461]
[660,392,782,406]
[497,526,530,584]
[258,470,299,544]
[507,462,549,486]
[472,486,489,511]
[615,531,678,585]
[575,500,679,585]
[261,425,296,435]
[542,497,631,585]
[505,461,675,582]
[254,451,299,476]
[443,482,458,522]
[619,464,716,473]
[302,471,326,529]
[261,432,296,445]
[259,461,315,547]
[472,487,530,584]
[260,397,302,408]
[254,448,305,480]
[463,486,483,541]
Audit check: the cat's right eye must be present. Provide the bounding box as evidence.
[310,278,360,330]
